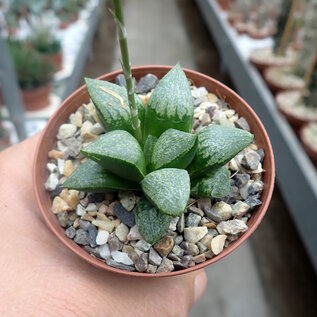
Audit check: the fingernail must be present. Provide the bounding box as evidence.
[194,270,207,302]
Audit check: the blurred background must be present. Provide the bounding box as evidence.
[0,0,316,316]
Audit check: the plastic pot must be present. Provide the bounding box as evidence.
[22,84,52,111]
[33,66,275,278]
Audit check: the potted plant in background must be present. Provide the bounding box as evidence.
[53,0,81,29]
[33,0,274,276]
[250,0,298,74]
[29,27,63,71]
[8,39,54,111]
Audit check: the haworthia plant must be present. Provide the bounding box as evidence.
[62,0,255,244]
[144,64,194,139]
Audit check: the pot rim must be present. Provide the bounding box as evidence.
[33,65,275,278]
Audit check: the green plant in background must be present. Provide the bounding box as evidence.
[8,40,54,90]
[63,0,254,244]
[29,27,61,55]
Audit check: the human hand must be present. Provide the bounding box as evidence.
[0,134,207,317]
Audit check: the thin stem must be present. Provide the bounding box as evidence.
[112,0,142,143]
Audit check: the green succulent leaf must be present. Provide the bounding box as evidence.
[143,135,157,170]
[188,125,253,178]
[190,166,231,198]
[144,64,194,138]
[63,159,140,192]
[81,130,146,182]
[85,78,145,138]
[151,128,197,170]
[135,197,172,244]
[141,168,190,216]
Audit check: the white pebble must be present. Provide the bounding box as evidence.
[111,251,134,265]
[96,230,109,245]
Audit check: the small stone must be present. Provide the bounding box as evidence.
[157,257,174,273]
[57,159,65,174]
[232,201,250,217]
[86,203,97,212]
[96,230,109,245]
[127,225,142,241]
[200,234,214,247]
[135,74,158,94]
[81,121,97,142]
[188,206,204,216]
[92,219,115,233]
[197,198,211,211]
[63,160,74,177]
[211,202,232,221]
[115,223,129,242]
[177,213,185,233]
[245,195,262,209]
[70,111,83,128]
[173,255,195,270]
[88,225,98,247]
[154,236,174,257]
[91,123,105,135]
[168,253,181,262]
[186,213,202,227]
[46,163,57,173]
[180,241,199,256]
[111,251,134,266]
[147,264,157,273]
[114,203,135,227]
[115,73,126,86]
[80,197,89,208]
[235,117,250,131]
[122,245,138,263]
[60,189,79,210]
[73,218,80,228]
[257,149,265,162]
[108,234,123,252]
[149,247,162,266]
[106,258,135,271]
[76,204,86,216]
[184,227,208,244]
[52,196,70,214]
[57,123,77,140]
[79,220,92,231]
[81,214,94,222]
[174,235,183,245]
[193,253,206,264]
[65,226,76,239]
[204,250,214,259]
[192,86,208,99]
[74,229,89,245]
[62,137,82,158]
[135,239,152,252]
[203,222,217,229]
[118,192,137,211]
[210,235,227,255]
[240,180,263,200]
[234,174,250,187]
[242,151,261,170]
[99,244,111,259]
[135,253,148,272]
[98,204,108,215]
[48,149,64,160]
[169,217,179,231]
[57,211,68,228]
[217,220,248,235]
[172,245,185,257]
[45,173,59,191]
[197,241,208,253]
[201,113,211,126]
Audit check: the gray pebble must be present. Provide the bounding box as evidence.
[177,213,185,233]
[135,253,149,272]
[174,235,183,245]
[234,174,250,187]
[197,241,208,253]
[172,245,185,257]
[79,220,92,231]
[147,264,157,274]
[65,226,76,239]
[114,203,135,227]
[242,151,261,170]
[149,247,162,266]
[245,195,262,209]
[257,149,265,162]
[180,241,199,256]
[88,225,98,248]
[115,74,126,87]
[106,258,135,271]
[186,213,202,227]
[135,239,152,252]
[235,117,250,131]
[157,257,174,273]
[168,253,181,262]
[135,74,158,94]
[108,234,123,252]
[74,229,89,245]
[188,206,204,216]
[204,207,223,223]
[169,217,179,231]
[62,137,82,158]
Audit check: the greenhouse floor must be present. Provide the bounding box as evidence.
[83,1,317,316]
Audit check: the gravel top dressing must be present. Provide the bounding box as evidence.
[45,73,265,274]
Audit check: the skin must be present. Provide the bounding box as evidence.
[0,134,207,317]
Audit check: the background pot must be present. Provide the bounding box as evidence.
[44,52,63,72]
[218,0,233,10]
[22,84,51,111]
[33,66,275,278]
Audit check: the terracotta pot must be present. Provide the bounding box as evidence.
[300,124,317,166]
[22,84,51,111]
[59,14,79,30]
[218,0,233,10]
[264,67,304,96]
[44,52,63,72]
[33,66,275,278]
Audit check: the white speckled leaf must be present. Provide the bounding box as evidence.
[81,130,146,182]
[143,135,157,169]
[188,125,253,178]
[151,128,197,170]
[85,78,145,138]
[135,197,172,244]
[144,64,194,138]
[63,159,140,192]
[190,166,231,198]
[141,168,190,216]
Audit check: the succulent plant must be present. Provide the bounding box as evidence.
[8,40,54,90]
[62,0,254,244]
[29,27,61,55]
